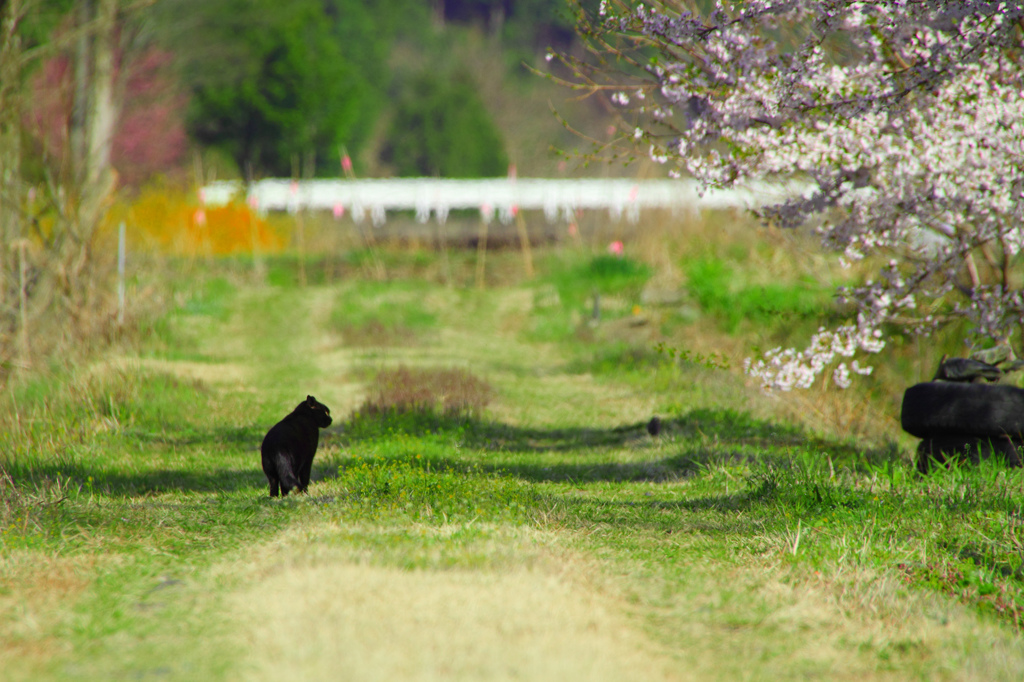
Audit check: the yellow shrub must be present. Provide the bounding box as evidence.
[106,184,284,256]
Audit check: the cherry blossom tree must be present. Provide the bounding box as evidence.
[561,1,1024,390]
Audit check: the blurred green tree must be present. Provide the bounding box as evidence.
[184,0,360,177]
[152,0,584,178]
[382,69,508,177]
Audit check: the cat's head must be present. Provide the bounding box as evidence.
[301,395,333,428]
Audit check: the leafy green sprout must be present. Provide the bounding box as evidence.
[654,341,731,371]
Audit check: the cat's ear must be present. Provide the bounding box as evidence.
[306,395,316,405]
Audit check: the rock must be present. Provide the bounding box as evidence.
[933,356,1002,382]
[970,344,1015,367]
[647,416,661,436]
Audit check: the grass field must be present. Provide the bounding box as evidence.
[2,231,1024,680]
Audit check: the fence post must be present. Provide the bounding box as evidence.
[475,215,489,289]
[296,208,307,287]
[514,208,533,279]
[117,221,125,325]
[248,196,264,280]
[12,240,29,368]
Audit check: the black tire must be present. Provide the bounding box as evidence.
[901,381,1024,439]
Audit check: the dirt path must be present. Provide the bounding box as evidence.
[229,543,682,681]
[198,285,683,681]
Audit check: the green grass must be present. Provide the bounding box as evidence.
[329,280,439,346]
[527,253,653,342]
[546,253,652,306]
[565,342,673,376]
[331,452,536,524]
[324,401,1024,678]
[0,366,288,680]
[178,276,237,319]
[333,394,1024,637]
[684,256,834,333]
[2,249,1024,680]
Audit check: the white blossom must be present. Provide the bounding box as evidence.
[584,0,1024,389]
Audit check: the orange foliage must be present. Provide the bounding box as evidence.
[107,184,284,256]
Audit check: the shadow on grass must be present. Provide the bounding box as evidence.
[118,424,265,449]
[332,406,1024,547]
[0,406,893,501]
[340,406,901,472]
[2,422,272,497]
[3,460,269,497]
[324,405,911,536]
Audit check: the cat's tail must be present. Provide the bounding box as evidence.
[275,452,301,493]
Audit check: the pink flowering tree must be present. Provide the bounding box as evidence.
[29,47,187,188]
[560,1,1024,390]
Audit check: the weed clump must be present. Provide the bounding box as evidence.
[356,365,494,420]
[335,454,533,523]
[0,469,70,548]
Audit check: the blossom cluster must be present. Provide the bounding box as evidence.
[745,321,881,391]
[585,0,1024,389]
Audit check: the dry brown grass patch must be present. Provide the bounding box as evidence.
[0,551,99,677]
[356,365,494,419]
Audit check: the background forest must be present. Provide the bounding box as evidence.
[20,0,608,186]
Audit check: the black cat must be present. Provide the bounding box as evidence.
[261,395,332,497]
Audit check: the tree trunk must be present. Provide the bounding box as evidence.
[78,0,117,230]
[62,0,118,318]
[432,0,444,29]
[71,1,91,180]
[489,2,505,41]
[0,0,26,369]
